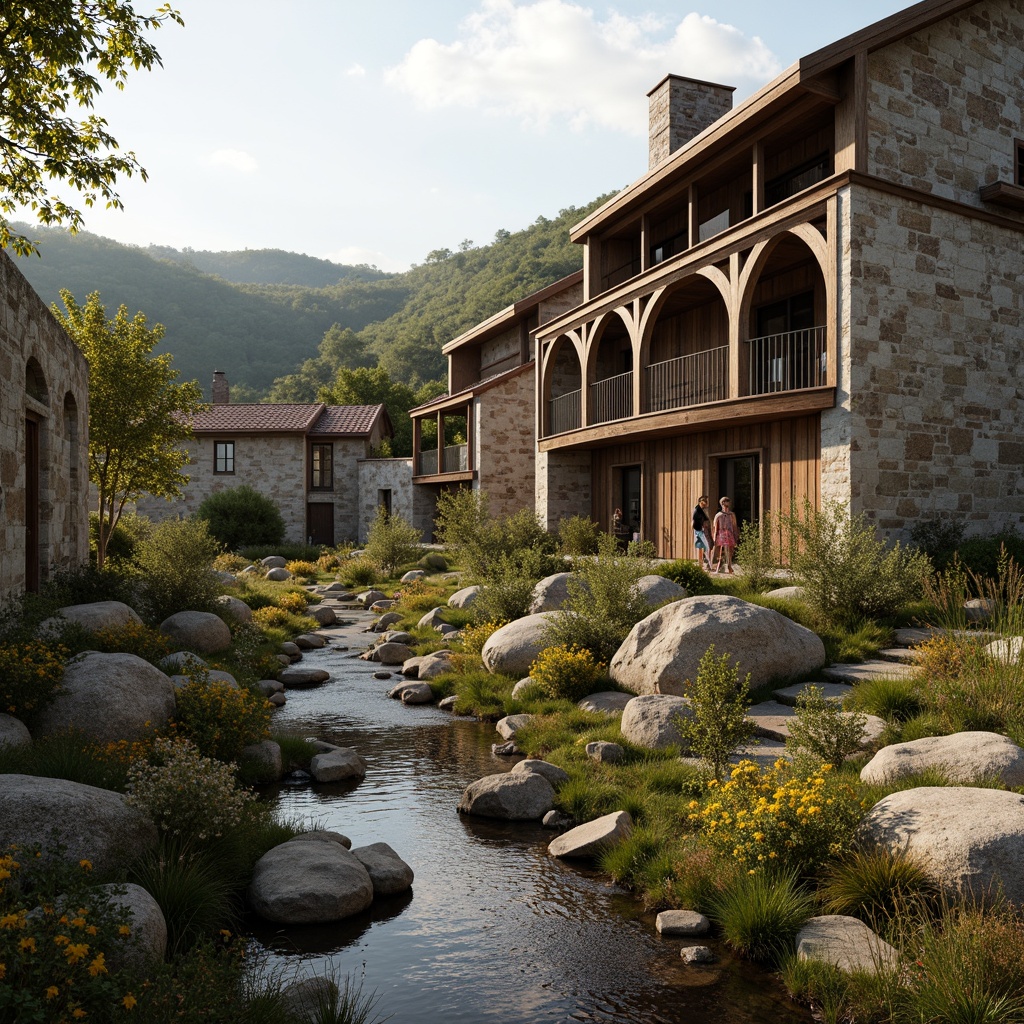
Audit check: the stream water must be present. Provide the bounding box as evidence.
[254,615,811,1024]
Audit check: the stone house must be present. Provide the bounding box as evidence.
[529,0,1024,556]
[0,249,90,599]
[137,373,392,546]
[409,272,583,531]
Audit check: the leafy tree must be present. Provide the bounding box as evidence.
[53,290,205,568]
[0,1,183,255]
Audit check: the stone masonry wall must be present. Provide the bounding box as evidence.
[866,0,1024,220]
[480,325,521,377]
[474,370,536,520]
[649,76,734,170]
[535,449,592,531]
[357,458,432,544]
[845,182,1024,539]
[0,250,89,599]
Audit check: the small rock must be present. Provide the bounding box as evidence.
[458,772,555,820]
[278,667,330,689]
[418,607,447,629]
[374,671,393,680]
[268,692,287,707]
[492,741,519,755]
[376,642,415,665]
[401,570,426,583]
[308,605,337,627]
[577,692,632,714]
[542,810,573,830]
[351,842,414,896]
[796,915,899,974]
[439,695,458,710]
[266,567,292,582]
[261,555,287,568]
[656,910,710,936]
[309,748,367,782]
[511,759,570,786]
[548,810,633,859]
[511,677,538,699]
[681,946,716,964]
[496,713,533,740]
[586,740,624,763]
[294,633,327,650]
[280,641,301,658]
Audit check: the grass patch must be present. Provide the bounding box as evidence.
[0,730,132,791]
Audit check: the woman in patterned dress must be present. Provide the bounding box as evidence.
[711,496,738,574]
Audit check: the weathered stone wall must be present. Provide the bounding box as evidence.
[535,449,592,530]
[845,182,1024,538]
[474,370,536,520]
[648,76,734,170]
[866,0,1024,220]
[479,325,521,378]
[0,250,89,599]
[321,437,370,544]
[357,458,432,543]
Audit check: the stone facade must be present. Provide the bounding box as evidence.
[474,369,536,519]
[356,457,435,542]
[0,250,89,599]
[535,449,592,531]
[648,75,735,170]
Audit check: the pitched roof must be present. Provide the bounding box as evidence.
[191,403,391,437]
[309,404,391,437]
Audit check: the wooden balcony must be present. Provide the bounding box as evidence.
[645,346,727,412]
[747,326,826,395]
[590,370,633,424]
[549,389,581,434]
[415,443,469,479]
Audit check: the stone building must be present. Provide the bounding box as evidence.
[0,249,90,599]
[409,273,583,532]
[136,374,392,546]
[529,0,1024,554]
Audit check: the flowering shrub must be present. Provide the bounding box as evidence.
[91,621,172,665]
[689,759,867,872]
[171,673,270,763]
[251,606,290,629]
[275,590,309,613]
[0,847,137,1021]
[0,640,68,725]
[284,560,318,579]
[126,737,255,841]
[459,619,506,656]
[530,644,605,702]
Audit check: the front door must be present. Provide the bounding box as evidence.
[307,502,334,546]
[717,455,760,532]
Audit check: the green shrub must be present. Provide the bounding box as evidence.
[133,517,223,624]
[557,515,600,555]
[196,485,285,551]
[653,558,715,595]
[419,551,448,572]
[90,620,173,665]
[171,673,270,763]
[346,557,379,587]
[364,507,422,577]
[954,531,1024,581]
[90,509,153,563]
[734,510,783,593]
[0,639,68,726]
[40,561,137,611]
[0,730,133,790]
[786,684,869,767]
[910,516,967,570]
[529,644,605,702]
[473,546,548,623]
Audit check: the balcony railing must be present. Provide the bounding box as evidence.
[416,450,437,476]
[548,388,581,436]
[747,326,826,396]
[645,345,728,412]
[590,370,633,425]
[416,444,469,476]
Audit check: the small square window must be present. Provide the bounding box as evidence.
[214,441,234,474]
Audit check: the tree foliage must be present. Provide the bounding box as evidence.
[196,485,285,551]
[54,289,205,568]
[0,1,183,255]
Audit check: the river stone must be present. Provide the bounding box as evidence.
[40,600,143,635]
[548,810,633,858]
[35,652,175,743]
[529,572,585,613]
[351,842,414,896]
[578,691,632,714]
[401,570,426,583]
[308,604,337,626]
[458,772,555,820]
[261,555,287,568]
[290,830,352,849]
[859,786,1024,904]
[796,916,899,974]
[511,759,570,787]
[369,600,395,613]
[481,612,559,677]
[373,611,403,632]
[609,595,825,696]
[159,650,208,674]
[278,667,330,689]
[512,677,539,698]
[448,585,481,609]
[388,682,434,704]
[861,732,1024,788]
[214,594,253,624]
[159,610,232,654]
[586,740,624,763]
[268,692,287,707]
[418,607,447,629]
[249,840,374,924]
[310,748,367,782]
[242,739,283,782]
[281,978,339,1023]
[0,775,157,875]
[496,714,533,740]
[635,575,688,607]
[656,910,710,936]
[257,679,285,696]
[294,633,327,650]
[100,882,167,969]
[620,694,694,751]
[681,946,717,964]
[357,590,387,607]
[765,586,806,601]
[376,642,415,665]
[0,714,31,751]
[280,641,302,658]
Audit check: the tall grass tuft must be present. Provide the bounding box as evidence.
[846,675,924,723]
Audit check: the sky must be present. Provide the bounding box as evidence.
[28,0,912,272]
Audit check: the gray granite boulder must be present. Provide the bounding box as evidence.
[0,775,157,875]
[448,585,481,609]
[577,691,632,714]
[266,567,293,582]
[41,600,143,635]
[261,555,288,568]
[586,740,624,763]
[242,739,283,782]
[610,595,825,696]
[35,652,175,743]
[373,611,403,632]
[458,772,555,820]
[656,910,710,936]
[496,713,533,740]
[548,810,633,858]
[375,642,415,665]
[418,607,446,629]
[294,633,327,650]
[0,714,31,751]
[796,915,899,974]
[511,677,539,698]
[529,572,585,613]
[248,840,374,924]
[620,694,694,751]
[159,651,208,674]
[635,575,688,607]
[357,590,387,607]
[860,732,1024,788]
[100,882,167,968]
[310,748,367,782]
[308,604,337,627]
[765,586,806,601]
[388,682,434,704]
[401,570,426,583]
[351,842,414,896]
[214,594,253,624]
[159,610,232,654]
[278,667,330,688]
[511,759,570,787]
[481,612,558,677]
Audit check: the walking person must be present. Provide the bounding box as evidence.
[692,495,714,572]
[711,496,739,574]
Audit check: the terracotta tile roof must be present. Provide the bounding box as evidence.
[192,404,325,433]
[309,404,387,436]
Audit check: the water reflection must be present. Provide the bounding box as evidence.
[261,616,809,1024]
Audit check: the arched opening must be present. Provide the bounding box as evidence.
[742,232,828,396]
[588,312,633,425]
[543,336,583,436]
[26,357,48,405]
[641,275,729,412]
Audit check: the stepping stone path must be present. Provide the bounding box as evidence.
[773,682,850,707]
[821,660,914,683]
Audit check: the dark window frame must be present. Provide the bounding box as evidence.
[311,442,334,490]
[214,440,235,474]
[1015,138,1024,188]
[765,151,831,207]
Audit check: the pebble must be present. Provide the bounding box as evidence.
[681,946,716,964]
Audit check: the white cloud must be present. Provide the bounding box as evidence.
[385,0,781,134]
[208,149,259,174]
[346,63,366,77]
[324,245,406,273]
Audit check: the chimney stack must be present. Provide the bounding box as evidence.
[647,75,735,170]
[212,370,230,404]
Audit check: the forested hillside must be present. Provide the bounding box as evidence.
[11,194,606,399]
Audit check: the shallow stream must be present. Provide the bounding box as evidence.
[255,615,811,1024]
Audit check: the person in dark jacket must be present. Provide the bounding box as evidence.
[692,495,713,571]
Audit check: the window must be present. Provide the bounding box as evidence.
[311,443,333,490]
[1016,139,1024,188]
[377,488,392,517]
[214,441,234,474]
[765,152,830,207]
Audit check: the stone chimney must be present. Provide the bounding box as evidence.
[211,370,230,404]
[648,74,735,170]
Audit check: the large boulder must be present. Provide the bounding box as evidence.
[100,882,168,968]
[261,555,288,569]
[635,575,688,607]
[609,595,825,696]
[278,667,330,688]
[375,642,415,665]
[159,611,232,654]
[310,748,367,782]
[620,694,694,750]
[248,839,374,924]
[351,842,414,896]
[0,775,157,875]
[0,714,31,751]
[214,594,252,624]
[860,732,1024,788]
[796,916,899,975]
[529,573,585,614]
[457,772,555,820]
[308,604,337,627]
[548,810,633,858]
[266,568,293,582]
[41,600,143,635]
[448,585,481,609]
[481,612,558,677]
[35,652,175,743]
[511,759,570,787]
[859,786,1024,904]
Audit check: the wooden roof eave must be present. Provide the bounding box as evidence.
[409,362,535,419]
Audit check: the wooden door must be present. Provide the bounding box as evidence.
[307,502,334,547]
